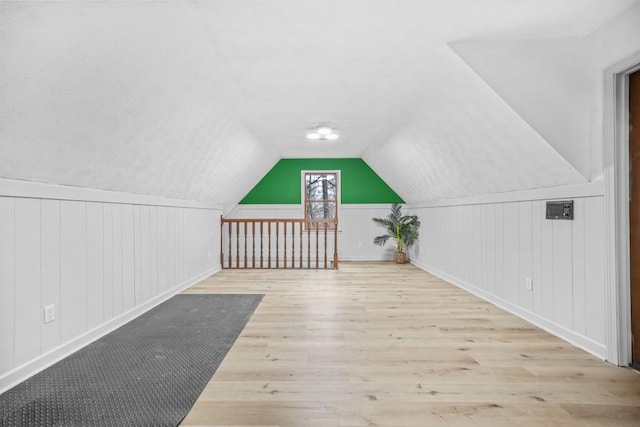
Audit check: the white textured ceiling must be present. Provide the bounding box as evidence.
[1,0,638,206]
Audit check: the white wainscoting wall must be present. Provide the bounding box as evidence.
[408,181,607,359]
[227,204,398,261]
[0,179,221,393]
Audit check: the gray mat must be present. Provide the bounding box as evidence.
[0,293,263,427]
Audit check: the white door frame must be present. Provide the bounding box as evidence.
[604,51,640,366]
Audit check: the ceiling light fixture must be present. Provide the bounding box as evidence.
[306,124,339,141]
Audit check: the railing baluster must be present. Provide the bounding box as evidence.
[244,222,248,268]
[333,217,338,269]
[252,221,255,269]
[236,222,240,269]
[291,222,295,268]
[276,221,279,268]
[284,220,287,268]
[268,221,272,269]
[324,221,328,269]
[299,222,303,269]
[227,220,232,268]
[260,221,264,268]
[315,223,319,269]
[307,223,311,269]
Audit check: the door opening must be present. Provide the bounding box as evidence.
[630,69,640,367]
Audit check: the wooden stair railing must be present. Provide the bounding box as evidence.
[220,217,338,269]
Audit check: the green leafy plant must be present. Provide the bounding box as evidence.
[372,203,420,254]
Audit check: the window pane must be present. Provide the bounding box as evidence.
[306,202,336,220]
[305,174,336,202]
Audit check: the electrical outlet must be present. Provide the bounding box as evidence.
[525,277,533,292]
[43,304,55,324]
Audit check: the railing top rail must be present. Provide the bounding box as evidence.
[221,217,337,224]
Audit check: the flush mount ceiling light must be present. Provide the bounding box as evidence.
[306,124,339,141]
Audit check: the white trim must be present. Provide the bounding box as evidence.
[229,204,302,212]
[412,260,607,360]
[0,178,222,210]
[231,203,391,212]
[603,51,640,366]
[409,181,603,209]
[339,255,390,261]
[340,203,397,210]
[0,264,221,394]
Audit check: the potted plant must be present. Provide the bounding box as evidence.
[372,203,420,264]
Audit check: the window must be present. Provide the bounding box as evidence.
[303,172,337,229]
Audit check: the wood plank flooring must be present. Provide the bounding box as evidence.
[181,262,640,426]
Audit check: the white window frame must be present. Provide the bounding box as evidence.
[301,170,341,230]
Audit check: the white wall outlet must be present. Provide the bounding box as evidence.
[43,304,55,323]
[525,277,533,291]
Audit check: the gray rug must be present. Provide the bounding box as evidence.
[0,293,263,427]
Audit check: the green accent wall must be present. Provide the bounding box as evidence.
[239,158,404,204]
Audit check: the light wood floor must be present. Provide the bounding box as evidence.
[181,262,640,426]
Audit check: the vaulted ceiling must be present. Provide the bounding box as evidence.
[1,0,639,210]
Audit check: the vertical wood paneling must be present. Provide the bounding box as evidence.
[448,207,457,276]
[212,211,220,268]
[518,201,533,311]
[176,209,184,284]
[472,205,482,288]
[571,198,587,335]
[167,208,177,289]
[133,205,141,305]
[479,205,487,290]
[14,198,41,365]
[139,206,150,302]
[41,199,61,352]
[552,219,573,329]
[503,203,519,303]
[485,205,496,294]
[149,206,159,297]
[112,204,123,316]
[181,209,188,282]
[455,207,467,283]
[540,202,554,320]
[86,202,104,330]
[494,204,504,297]
[413,194,607,353]
[585,197,605,343]
[190,209,198,273]
[0,197,15,372]
[157,207,168,292]
[121,204,135,311]
[103,204,113,319]
[60,201,87,342]
[0,189,221,385]
[532,201,543,315]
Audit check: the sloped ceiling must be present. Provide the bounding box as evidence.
[449,37,594,179]
[1,0,638,207]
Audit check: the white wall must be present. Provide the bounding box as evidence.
[408,182,607,359]
[228,204,398,261]
[0,179,221,393]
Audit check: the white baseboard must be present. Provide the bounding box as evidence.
[411,259,607,360]
[339,255,391,261]
[0,264,221,394]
